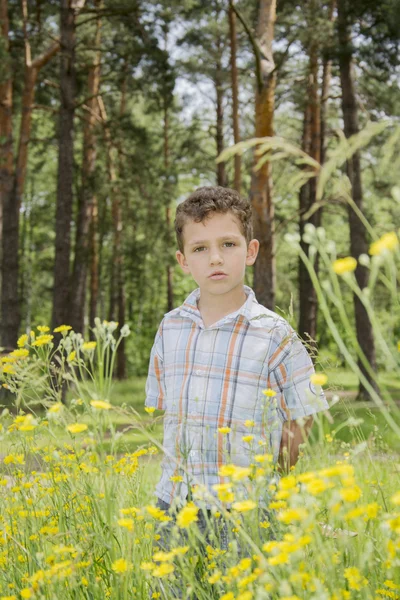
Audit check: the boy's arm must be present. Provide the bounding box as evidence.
[145,324,166,410]
[278,416,314,473]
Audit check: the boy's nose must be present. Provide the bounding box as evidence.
[210,251,223,265]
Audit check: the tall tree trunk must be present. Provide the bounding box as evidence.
[215,31,227,187]
[0,0,15,350]
[98,95,127,378]
[298,24,321,349]
[1,0,60,348]
[250,0,276,309]
[52,0,79,329]
[89,195,99,336]
[320,0,335,166]
[69,2,101,333]
[164,101,174,313]
[229,0,241,192]
[337,0,378,399]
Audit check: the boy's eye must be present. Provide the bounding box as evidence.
[193,246,205,252]
[223,242,235,247]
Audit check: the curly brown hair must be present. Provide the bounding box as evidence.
[174,186,253,253]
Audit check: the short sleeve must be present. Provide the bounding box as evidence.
[145,324,166,410]
[268,326,329,422]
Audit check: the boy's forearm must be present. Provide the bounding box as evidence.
[278,416,314,473]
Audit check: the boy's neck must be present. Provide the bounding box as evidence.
[197,284,247,328]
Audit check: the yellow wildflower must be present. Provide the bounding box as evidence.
[145,407,156,414]
[391,491,400,505]
[145,506,171,522]
[208,570,222,584]
[82,341,96,351]
[67,351,76,362]
[176,502,199,528]
[169,475,183,482]
[262,388,277,397]
[232,500,256,512]
[220,594,234,600]
[17,334,28,347]
[310,373,328,386]
[369,231,399,256]
[218,427,231,434]
[37,325,50,333]
[111,558,132,574]
[332,257,357,275]
[344,566,368,590]
[20,590,32,599]
[90,400,112,410]
[152,563,174,577]
[242,435,254,443]
[340,485,362,502]
[2,364,16,375]
[117,518,134,531]
[32,334,53,347]
[277,508,308,523]
[245,419,255,427]
[213,483,234,503]
[10,348,29,359]
[54,324,72,333]
[66,423,88,434]
[48,403,63,414]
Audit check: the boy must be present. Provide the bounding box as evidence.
[145,186,328,512]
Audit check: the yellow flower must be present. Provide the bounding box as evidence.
[369,231,399,256]
[169,475,183,482]
[384,580,400,590]
[344,566,368,590]
[310,373,328,386]
[2,364,16,375]
[10,349,29,359]
[90,400,112,410]
[262,388,277,397]
[218,426,231,434]
[17,334,28,347]
[82,341,96,351]
[37,325,50,333]
[232,500,257,512]
[66,423,88,434]
[213,483,235,503]
[48,403,63,414]
[117,518,134,531]
[152,563,174,577]
[146,506,171,522]
[53,325,72,333]
[242,435,254,443]
[145,407,156,414]
[244,419,255,428]
[340,486,362,503]
[20,590,32,599]
[176,502,199,528]
[332,257,357,275]
[67,351,76,362]
[32,334,53,347]
[391,491,400,505]
[305,478,331,495]
[111,558,132,574]
[220,594,234,600]
[208,570,222,584]
[277,508,308,524]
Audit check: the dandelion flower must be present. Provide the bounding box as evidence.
[20,590,32,599]
[244,420,255,428]
[340,485,362,503]
[218,426,231,434]
[66,423,88,434]
[67,351,76,362]
[10,349,29,359]
[310,373,328,386]
[48,403,63,414]
[176,502,199,528]
[2,364,16,375]
[17,334,28,347]
[332,256,357,275]
[117,518,134,531]
[90,400,112,410]
[344,566,368,590]
[53,325,72,333]
[82,341,96,351]
[145,407,156,414]
[32,334,53,347]
[232,500,257,512]
[242,435,254,443]
[152,563,174,577]
[112,558,132,574]
[262,388,277,397]
[369,231,399,256]
[37,325,50,333]
[277,508,308,523]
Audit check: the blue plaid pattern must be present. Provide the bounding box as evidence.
[146,286,328,505]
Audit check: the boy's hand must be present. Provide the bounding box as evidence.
[278,416,314,473]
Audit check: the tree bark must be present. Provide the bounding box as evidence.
[52,0,78,329]
[250,0,276,309]
[69,2,101,333]
[337,0,378,399]
[229,0,241,192]
[0,0,15,350]
[89,195,99,335]
[215,29,227,187]
[164,102,174,313]
[298,24,321,349]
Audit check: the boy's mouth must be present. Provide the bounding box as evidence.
[209,271,227,280]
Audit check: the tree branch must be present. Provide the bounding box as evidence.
[230,0,262,92]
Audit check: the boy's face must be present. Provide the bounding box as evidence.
[176,212,259,298]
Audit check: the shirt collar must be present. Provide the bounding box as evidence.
[176,285,256,327]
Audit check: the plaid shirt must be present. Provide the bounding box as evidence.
[145,286,328,505]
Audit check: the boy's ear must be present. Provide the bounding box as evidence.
[246,239,259,266]
[176,250,190,274]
